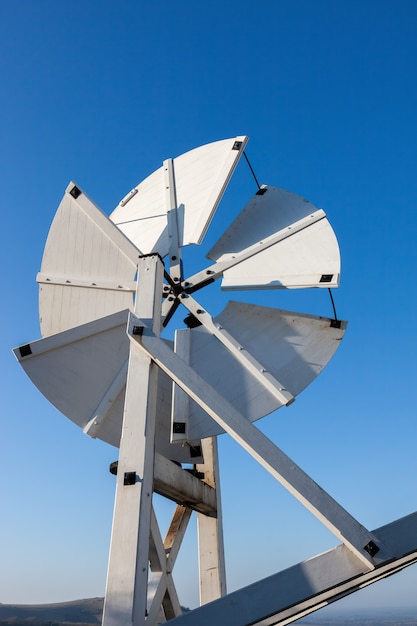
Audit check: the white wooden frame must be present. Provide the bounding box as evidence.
[15,142,417,626]
[128,314,389,570]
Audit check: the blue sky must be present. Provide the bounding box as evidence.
[1,0,417,615]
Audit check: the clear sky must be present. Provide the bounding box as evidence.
[1,0,417,617]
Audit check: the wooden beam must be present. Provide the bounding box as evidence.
[167,511,417,626]
[128,317,388,569]
[154,453,217,516]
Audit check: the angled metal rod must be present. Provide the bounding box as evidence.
[127,314,391,570]
[243,151,261,190]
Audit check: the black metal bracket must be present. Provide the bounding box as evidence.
[364,540,380,557]
[124,472,137,486]
[69,185,82,199]
[19,344,32,357]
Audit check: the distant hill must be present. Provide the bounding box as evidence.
[0,597,103,625]
[0,598,416,626]
[0,598,191,625]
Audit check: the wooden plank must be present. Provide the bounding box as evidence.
[110,136,248,256]
[164,158,183,284]
[148,509,182,622]
[171,329,191,443]
[184,206,331,292]
[182,302,346,440]
[38,183,139,336]
[102,256,164,626]
[167,511,417,626]
[197,437,226,604]
[180,295,294,406]
[205,185,340,291]
[129,317,387,569]
[153,453,217,516]
[14,312,202,464]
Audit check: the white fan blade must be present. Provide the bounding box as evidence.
[207,186,341,290]
[110,136,248,257]
[13,310,201,464]
[38,183,139,337]
[180,301,346,439]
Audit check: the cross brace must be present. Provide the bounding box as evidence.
[128,315,391,570]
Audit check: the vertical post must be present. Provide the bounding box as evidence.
[171,329,190,444]
[102,255,164,626]
[172,330,226,604]
[197,441,227,604]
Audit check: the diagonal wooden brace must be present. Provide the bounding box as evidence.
[127,314,392,570]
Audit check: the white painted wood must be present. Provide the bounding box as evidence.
[220,220,340,291]
[185,302,346,439]
[14,310,131,442]
[206,186,340,291]
[37,273,136,292]
[184,209,326,291]
[102,255,163,626]
[153,453,216,515]
[102,348,158,626]
[164,158,183,284]
[197,437,226,604]
[163,505,193,568]
[185,191,339,293]
[13,314,201,464]
[148,508,182,622]
[167,512,417,626]
[180,295,294,407]
[173,332,226,602]
[129,317,385,568]
[83,360,128,438]
[13,300,345,455]
[147,506,192,623]
[110,137,248,257]
[171,329,191,443]
[38,183,140,337]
